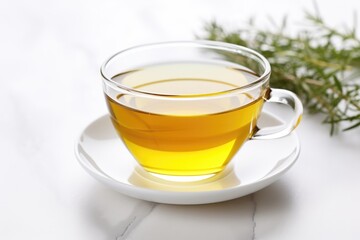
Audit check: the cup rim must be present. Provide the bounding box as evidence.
[100,40,271,99]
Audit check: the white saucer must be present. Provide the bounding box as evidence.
[75,113,300,205]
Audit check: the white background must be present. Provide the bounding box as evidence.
[1,0,360,239]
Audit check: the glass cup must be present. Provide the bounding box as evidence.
[101,41,303,178]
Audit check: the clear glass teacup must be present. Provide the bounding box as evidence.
[101,41,303,177]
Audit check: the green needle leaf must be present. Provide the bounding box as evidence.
[199,10,360,135]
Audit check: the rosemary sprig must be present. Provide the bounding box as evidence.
[201,11,360,134]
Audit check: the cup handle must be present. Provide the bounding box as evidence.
[251,88,303,140]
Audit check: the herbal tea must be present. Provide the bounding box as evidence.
[106,63,264,176]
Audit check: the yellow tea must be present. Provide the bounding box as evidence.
[105,63,264,176]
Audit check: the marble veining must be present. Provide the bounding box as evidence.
[109,195,259,240]
[251,194,257,240]
[114,202,157,240]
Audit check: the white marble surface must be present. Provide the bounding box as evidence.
[1,0,360,239]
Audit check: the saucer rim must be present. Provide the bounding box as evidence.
[75,114,300,204]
